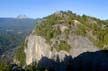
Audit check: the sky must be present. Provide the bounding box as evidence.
[0,0,108,19]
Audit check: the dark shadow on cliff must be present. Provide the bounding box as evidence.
[38,55,72,71]
[38,50,108,71]
[73,50,108,71]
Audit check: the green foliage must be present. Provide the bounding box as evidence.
[35,10,108,49]
[15,42,26,67]
[76,24,86,36]
[0,61,12,71]
[36,14,62,43]
[95,29,107,48]
[25,64,49,71]
[25,64,40,71]
[52,26,61,38]
[0,31,22,50]
[56,41,71,51]
[104,33,108,45]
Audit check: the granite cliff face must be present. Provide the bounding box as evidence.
[25,34,51,65]
[24,33,70,65]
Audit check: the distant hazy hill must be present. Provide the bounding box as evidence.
[17,15,28,19]
[0,18,36,32]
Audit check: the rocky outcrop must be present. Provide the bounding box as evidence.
[67,36,99,57]
[24,34,70,65]
[51,50,70,62]
[24,34,51,65]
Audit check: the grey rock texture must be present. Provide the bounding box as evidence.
[25,34,51,65]
[51,50,70,62]
[24,34,70,65]
[67,36,99,57]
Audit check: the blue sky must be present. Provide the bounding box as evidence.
[0,0,108,19]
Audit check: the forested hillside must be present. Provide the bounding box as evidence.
[36,11,108,49]
[0,18,37,63]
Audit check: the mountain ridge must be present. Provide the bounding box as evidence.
[14,10,108,71]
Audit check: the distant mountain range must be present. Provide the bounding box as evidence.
[17,15,28,19]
